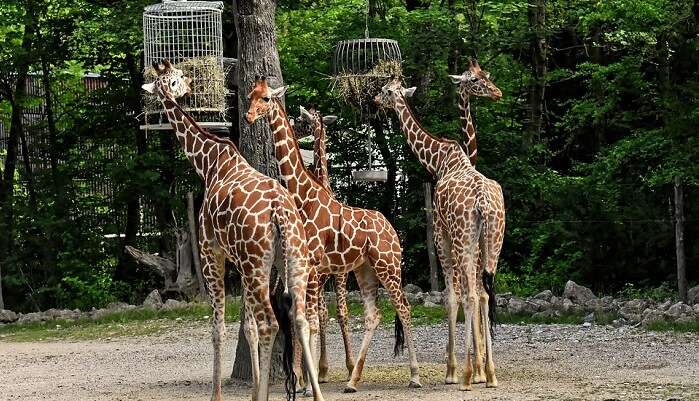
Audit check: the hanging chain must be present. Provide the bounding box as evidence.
[364,0,370,38]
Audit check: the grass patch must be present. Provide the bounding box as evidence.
[645,320,699,333]
[0,301,240,342]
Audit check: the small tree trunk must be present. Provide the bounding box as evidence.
[188,192,207,298]
[0,263,4,310]
[674,176,687,302]
[526,0,547,148]
[424,183,439,292]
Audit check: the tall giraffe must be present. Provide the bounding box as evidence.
[142,61,324,401]
[449,58,506,384]
[294,105,355,382]
[375,78,504,390]
[246,78,421,393]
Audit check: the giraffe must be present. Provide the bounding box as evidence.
[141,60,324,401]
[375,77,504,390]
[246,78,421,393]
[449,58,506,384]
[294,105,356,382]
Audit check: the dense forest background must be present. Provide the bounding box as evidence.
[0,0,696,312]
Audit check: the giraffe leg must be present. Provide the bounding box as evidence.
[379,266,421,388]
[456,226,479,392]
[251,285,279,401]
[472,280,487,384]
[335,272,355,378]
[317,274,330,383]
[344,264,380,393]
[201,246,227,401]
[242,289,261,401]
[292,325,305,393]
[435,226,458,385]
[481,290,498,388]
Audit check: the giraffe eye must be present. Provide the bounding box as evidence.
[262,96,270,102]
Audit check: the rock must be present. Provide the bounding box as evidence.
[619,299,648,322]
[405,292,424,305]
[584,312,595,323]
[563,280,597,304]
[688,285,699,305]
[582,322,592,328]
[162,299,187,310]
[694,304,699,314]
[424,291,443,305]
[495,294,509,308]
[527,299,550,312]
[323,291,337,303]
[641,308,665,327]
[143,290,163,310]
[657,299,673,311]
[105,302,135,312]
[0,309,18,323]
[423,300,439,308]
[665,302,693,319]
[377,288,388,300]
[347,291,361,303]
[583,298,604,312]
[45,308,80,321]
[612,318,627,327]
[403,283,422,294]
[532,309,561,319]
[507,297,538,315]
[601,296,614,306]
[18,312,48,324]
[675,315,695,325]
[532,290,553,302]
[553,298,575,313]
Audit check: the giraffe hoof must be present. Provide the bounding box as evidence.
[472,373,486,384]
[343,384,357,393]
[408,379,422,388]
[445,376,458,385]
[458,383,473,391]
[486,379,498,388]
[303,388,313,397]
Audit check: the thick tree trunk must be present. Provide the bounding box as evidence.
[424,183,439,292]
[231,0,286,382]
[674,177,687,302]
[526,0,547,147]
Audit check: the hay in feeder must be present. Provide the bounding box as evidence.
[333,60,402,109]
[143,56,228,116]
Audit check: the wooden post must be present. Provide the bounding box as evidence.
[424,183,439,292]
[674,176,687,303]
[187,192,206,298]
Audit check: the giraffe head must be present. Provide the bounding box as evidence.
[294,105,337,139]
[449,58,502,101]
[245,77,288,124]
[374,78,416,109]
[141,59,192,101]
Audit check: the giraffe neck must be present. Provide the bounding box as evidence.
[393,95,455,177]
[161,97,236,180]
[458,91,478,165]
[312,121,333,193]
[267,100,319,196]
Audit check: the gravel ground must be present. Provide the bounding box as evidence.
[1,320,698,401]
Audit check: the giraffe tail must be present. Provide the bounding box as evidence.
[271,197,297,401]
[478,211,497,337]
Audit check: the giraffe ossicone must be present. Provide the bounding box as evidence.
[143,60,325,401]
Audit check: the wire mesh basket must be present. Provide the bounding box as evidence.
[333,38,402,76]
[142,0,229,130]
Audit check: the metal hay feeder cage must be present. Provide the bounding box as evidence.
[141,0,230,130]
[332,37,402,183]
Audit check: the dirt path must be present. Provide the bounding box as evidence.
[1,321,697,401]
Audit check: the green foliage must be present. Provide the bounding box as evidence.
[617,283,677,302]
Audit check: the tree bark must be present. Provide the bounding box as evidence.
[187,192,206,298]
[674,177,687,302]
[231,0,286,382]
[424,183,439,292]
[526,0,547,148]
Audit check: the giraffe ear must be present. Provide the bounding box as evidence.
[323,115,337,125]
[270,85,288,98]
[299,105,313,120]
[402,87,416,98]
[141,82,156,93]
[449,74,463,84]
